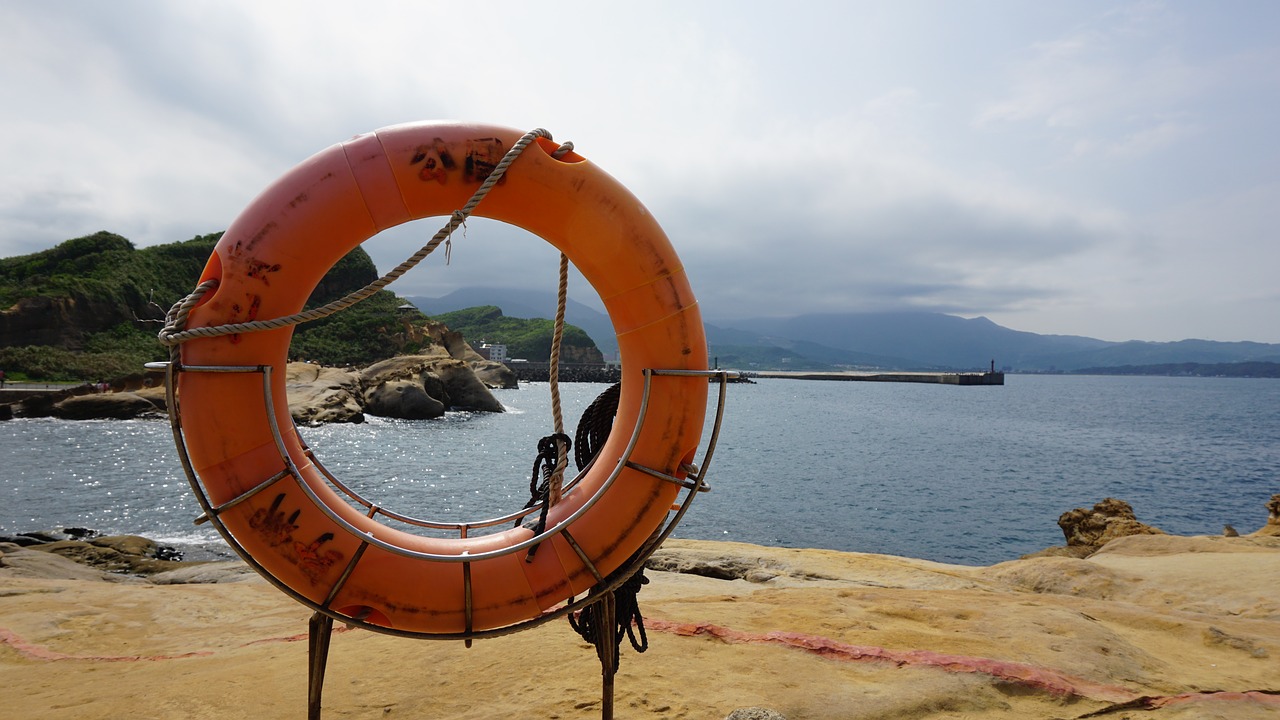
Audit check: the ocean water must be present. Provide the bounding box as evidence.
[0,374,1276,566]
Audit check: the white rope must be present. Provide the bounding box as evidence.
[544,140,575,506]
[547,252,570,505]
[157,128,559,347]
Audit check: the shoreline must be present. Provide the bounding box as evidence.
[4,523,1280,719]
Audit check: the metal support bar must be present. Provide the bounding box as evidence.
[308,611,335,720]
[595,592,618,720]
[322,541,369,609]
[192,468,292,525]
[463,561,474,649]
[624,461,712,492]
[559,529,605,583]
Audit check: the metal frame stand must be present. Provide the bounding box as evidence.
[594,592,619,719]
[154,360,736,720]
[308,612,334,720]
[306,586,623,719]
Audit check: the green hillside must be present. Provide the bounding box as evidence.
[0,232,429,381]
[433,305,601,363]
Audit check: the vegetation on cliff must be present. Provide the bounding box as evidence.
[1,232,601,381]
[431,305,601,363]
[0,232,431,381]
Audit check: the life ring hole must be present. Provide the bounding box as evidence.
[534,136,584,164]
[192,251,223,308]
[290,217,617,542]
[292,380,614,541]
[335,604,390,626]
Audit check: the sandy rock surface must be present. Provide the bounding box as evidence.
[3,536,1279,719]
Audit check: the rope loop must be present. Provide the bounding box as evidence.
[568,550,651,666]
[156,127,560,347]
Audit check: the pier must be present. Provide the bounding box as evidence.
[753,370,1005,385]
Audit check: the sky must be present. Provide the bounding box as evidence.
[2,1,1278,343]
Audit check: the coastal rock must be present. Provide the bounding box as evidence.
[982,556,1141,600]
[1252,493,1280,537]
[361,378,445,419]
[431,360,504,412]
[647,548,782,583]
[285,363,365,424]
[726,709,787,720]
[148,560,260,584]
[52,391,160,420]
[470,359,518,389]
[1057,497,1164,552]
[134,385,168,410]
[7,384,90,418]
[430,323,517,389]
[0,544,136,582]
[359,354,503,414]
[25,535,188,576]
[4,535,1280,719]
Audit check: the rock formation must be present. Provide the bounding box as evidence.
[1050,498,1165,557]
[51,392,160,420]
[1253,493,1280,537]
[285,363,366,424]
[1,331,513,423]
[0,530,187,577]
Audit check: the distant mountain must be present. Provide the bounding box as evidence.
[1076,361,1280,378]
[406,288,1280,373]
[730,312,1280,371]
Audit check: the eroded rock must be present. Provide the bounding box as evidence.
[1057,498,1164,552]
[1253,493,1280,537]
[360,354,503,414]
[26,535,188,576]
[53,392,160,420]
[362,378,445,419]
[286,363,365,424]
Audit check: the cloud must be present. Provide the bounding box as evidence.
[1,1,1277,343]
[973,4,1211,160]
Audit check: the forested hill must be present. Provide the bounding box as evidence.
[0,232,421,381]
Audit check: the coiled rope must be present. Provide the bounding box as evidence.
[566,382,649,664]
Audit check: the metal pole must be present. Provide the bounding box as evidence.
[308,612,335,720]
[595,593,618,720]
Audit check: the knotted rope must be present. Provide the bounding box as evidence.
[518,431,573,561]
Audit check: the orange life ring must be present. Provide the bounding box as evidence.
[176,122,708,634]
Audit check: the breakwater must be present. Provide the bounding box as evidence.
[755,370,1004,385]
[509,362,621,384]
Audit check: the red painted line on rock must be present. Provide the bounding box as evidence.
[5,617,1276,715]
[645,618,1137,703]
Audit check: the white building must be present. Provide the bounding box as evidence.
[477,343,508,362]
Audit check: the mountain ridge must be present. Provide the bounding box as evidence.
[408,287,1280,372]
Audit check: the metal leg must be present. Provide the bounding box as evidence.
[308,612,335,720]
[593,593,617,720]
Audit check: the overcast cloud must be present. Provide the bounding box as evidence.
[2,1,1277,342]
